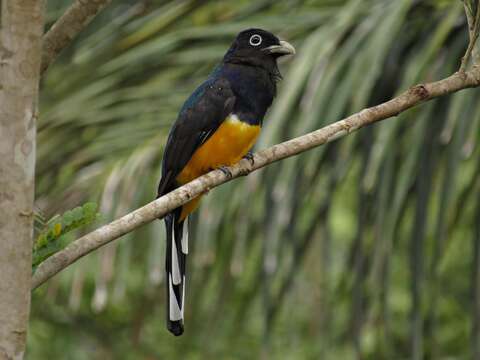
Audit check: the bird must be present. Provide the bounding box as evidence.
[156,28,295,336]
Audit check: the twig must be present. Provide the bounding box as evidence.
[31,67,480,290]
[460,0,480,71]
[41,0,113,74]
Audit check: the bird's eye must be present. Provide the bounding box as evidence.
[249,34,262,46]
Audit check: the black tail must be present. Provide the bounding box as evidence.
[165,210,188,336]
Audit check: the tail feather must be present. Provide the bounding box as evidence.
[165,212,188,336]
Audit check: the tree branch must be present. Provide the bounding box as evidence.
[461,0,480,71]
[41,0,112,74]
[31,66,480,290]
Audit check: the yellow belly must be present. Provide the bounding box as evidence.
[176,115,260,220]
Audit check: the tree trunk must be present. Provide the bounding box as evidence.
[0,1,44,359]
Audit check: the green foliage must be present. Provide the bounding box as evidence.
[32,203,101,271]
[30,0,480,359]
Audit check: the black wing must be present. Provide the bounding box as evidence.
[157,77,236,197]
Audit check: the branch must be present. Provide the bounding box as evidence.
[461,0,480,71]
[41,0,112,74]
[31,66,480,290]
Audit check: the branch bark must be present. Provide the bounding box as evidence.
[0,0,45,358]
[41,0,112,74]
[31,66,480,290]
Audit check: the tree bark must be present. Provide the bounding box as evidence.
[0,1,44,359]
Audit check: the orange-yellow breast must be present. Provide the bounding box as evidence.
[176,115,260,220]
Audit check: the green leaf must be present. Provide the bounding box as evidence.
[62,210,74,226]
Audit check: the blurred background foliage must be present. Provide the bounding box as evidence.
[30,0,480,359]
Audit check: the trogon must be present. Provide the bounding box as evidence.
[156,28,295,336]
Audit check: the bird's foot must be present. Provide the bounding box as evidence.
[218,166,233,179]
[243,151,255,166]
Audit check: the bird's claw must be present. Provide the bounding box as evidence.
[218,166,233,179]
[243,151,255,166]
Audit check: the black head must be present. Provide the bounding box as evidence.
[223,28,295,73]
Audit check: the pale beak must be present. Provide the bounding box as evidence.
[264,40,296,56]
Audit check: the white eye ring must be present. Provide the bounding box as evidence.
[249,34,262,46]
